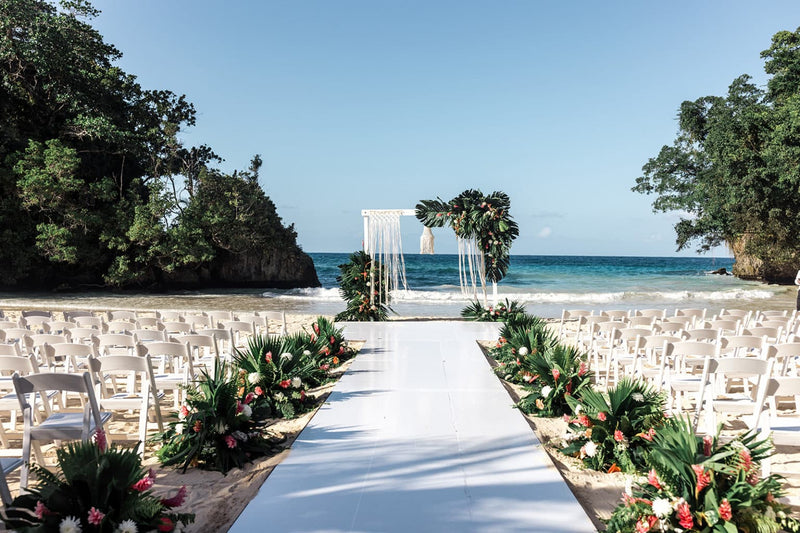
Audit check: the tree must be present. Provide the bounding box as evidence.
[633,28,800,280]
[0,0,314,289]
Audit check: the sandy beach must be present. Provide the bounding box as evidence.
[0,305,797,531]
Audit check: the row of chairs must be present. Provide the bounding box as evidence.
[0,308,288,337]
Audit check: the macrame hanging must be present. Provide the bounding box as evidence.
[457,236,487,302]
[420,227,435,254]
[363,210,409,307]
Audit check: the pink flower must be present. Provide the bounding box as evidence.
[614,429,625,442]
[254,386,263,396]
[330,335,336,345]
[93,429,107,452]
[300,390,307,401]
[703,434,713,456]
[180,405,190,418]
[161,485,188,508]
[193,420,202,433]
[236,400,244,414]
[320,364,330,371]
[279,379,290,389]
[225,434,237,448]
[578,362,588,377]
[551,368,560,381]
[131,469,156,492]
[244,392,254,405]
[739,448,753,472]
[719,498,732,521]
[87,507,105,526]
[635,516,653,533]
[647,469,661,490]
[34,500,50,519]
[313,323,320,335]
[265,351,273,363]
[597,412,607,421]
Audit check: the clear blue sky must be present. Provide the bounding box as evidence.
[91,1,800,257]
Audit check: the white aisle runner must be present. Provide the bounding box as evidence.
[231,321,596,532]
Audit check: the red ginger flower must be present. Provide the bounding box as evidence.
[551,368,560,381]
[578,362,587,376]
[647,469,661,490]
[703,434,713,456]
[597,411,607,421]
[34,500,50,519]
[93,429,107,452]
[265,351,273,363]
[254,386,263,396]
[719,498,732,521]
[225,435,237,449]
[131,469,156,492]
[692,464,711,493]
[158,517,175,532]
[677,500,693,529]
[739,448,753,472]
[614,429,625,442]
[193,420,202,433]
[162,485,188,508]
[279,379,290,389]
[635,516,657,533]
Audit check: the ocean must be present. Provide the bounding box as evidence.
[0,254,794,318]
[260,253,796,318]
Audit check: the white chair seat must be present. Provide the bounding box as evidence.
[31,411,112,440]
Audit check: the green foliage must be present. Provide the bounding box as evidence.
[514,344,593,417]
[155,361,279,473]
[415,189,519,283]
[0,1,307,288]
[308,316,355,364]
[560,378,666,473]
[335,251,392,321]
[605,416,798,533]
[461,299,527,323]
[2,435,193,532]
[633,27,800,265]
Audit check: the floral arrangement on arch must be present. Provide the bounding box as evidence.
[2,431,193,532]
[415,189,519,283]
[461,298,527,323]
[560,378,666,474]
[604,416,800,533]
[335,250,392,321]
[155,361,279,473]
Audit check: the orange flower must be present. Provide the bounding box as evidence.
[607,463,621,473]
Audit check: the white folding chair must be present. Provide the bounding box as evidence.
[139,341,194,408]
[91,354,164,447]
[262,310,288,336]
[12,370,111,487]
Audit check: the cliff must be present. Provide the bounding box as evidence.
[729,236,798,284]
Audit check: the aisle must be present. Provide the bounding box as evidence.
[231,321,595,532]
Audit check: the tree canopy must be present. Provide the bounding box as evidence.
[0,0,306,288]
[633,27,800,271]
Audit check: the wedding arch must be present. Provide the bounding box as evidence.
[361,189,518,308]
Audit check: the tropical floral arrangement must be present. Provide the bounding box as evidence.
[155,361,280,473]
[490,314,559,370]
[3,431,193,532]
[515,344,593,417]
[309,316,354,365]
[561,378,666,473]
[604,416,800,533]
[415,189,519,283]
[233,333,326,419]
[335,250,392,321]
[461,299,527,323]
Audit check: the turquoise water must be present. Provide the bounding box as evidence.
[260,253,795,318]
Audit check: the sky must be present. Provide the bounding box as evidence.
[90,1,800,257]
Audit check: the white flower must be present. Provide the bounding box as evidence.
[280,352,293,361]
[303,350,311,356]
[561,430,578,442]
[651,498,672,518]
[631,392,644,402]
[291,377,302,389]
[247,372,261,385]
[540,385,553,398]
[574,404,582,414]
[116,519,138,533]
[518,346,529,356]
[624,474,634,496]
[239,404,252,418]
[175,423,184,434]
[214,421,229,434]
[274,392,286,402]
[583,441,598,457]
[59,516,82,533]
